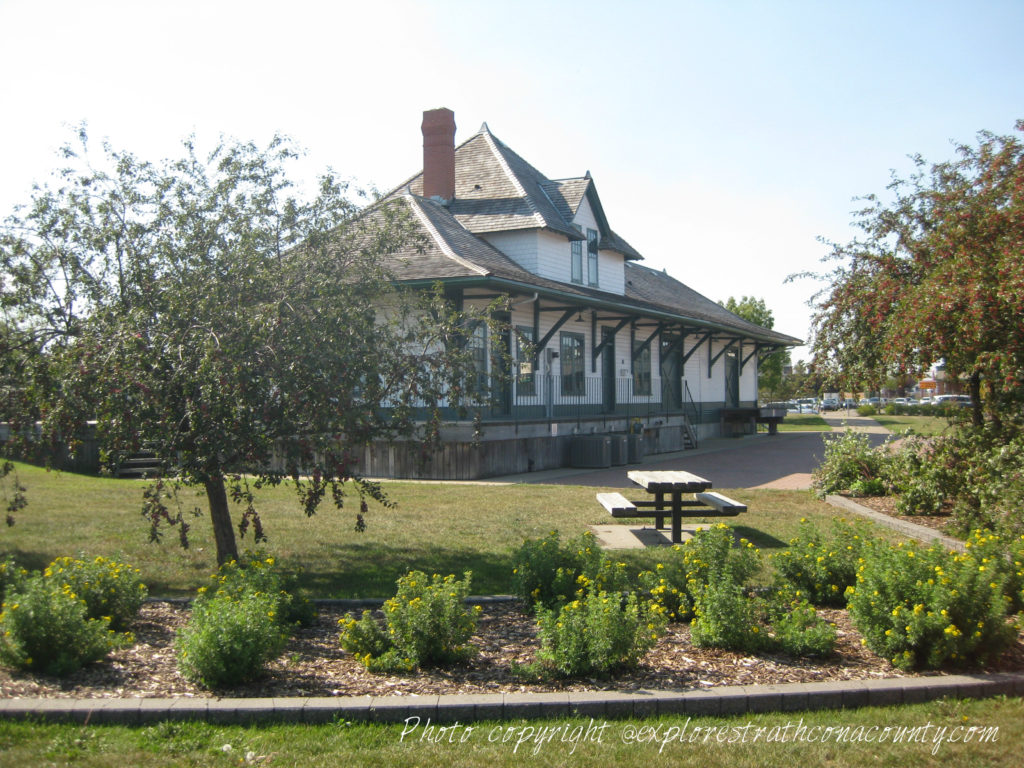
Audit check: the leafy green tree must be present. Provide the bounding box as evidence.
[719,296,790,400]
[804,121,1024,427]
[0,129,490,565]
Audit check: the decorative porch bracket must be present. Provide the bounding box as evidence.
[592,316,633,369]
[681,331,711,366]
[740,343,772,374]
[708,337,739,378]
[532,307,578,364]
[659,327,687,359]
[631,322,664,362]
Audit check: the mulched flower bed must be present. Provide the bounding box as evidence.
[844,494,958,534]
[2,601,1022,700]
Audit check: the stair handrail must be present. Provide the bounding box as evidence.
[683,380,699,449]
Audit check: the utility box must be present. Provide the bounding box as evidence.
[608,434,629,466]
[627,433,645,463]
[570,435,612,468]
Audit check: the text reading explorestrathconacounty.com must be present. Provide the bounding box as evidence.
[398,716,999,757]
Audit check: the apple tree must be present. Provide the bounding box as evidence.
[805,121,1024,427]
[1,129,492,564]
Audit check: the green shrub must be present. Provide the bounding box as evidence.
[857,404,877,417]
[339,571,480,673]
[812,430,889,496]
[845,539,1017,670]
[43,555,147,631]
[849,477,886,497]
[197,551,315,628]
[639,524,760,621]
[176,589,288,688]
[690,579,768,652]
[0,573,128,676]
[533,584,667,677]
[951,430,1024,535]
[772,518,871,606]
[963,529,1024,615]
[882,424,1024,534]
[637,553,691,622]
[511,530,605,611]
[765,590,837,657]
[0,557,24,605]
[885,435,957,516]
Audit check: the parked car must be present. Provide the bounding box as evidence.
[796,398,817,413]
[820,398,840,411]
[842,398,858,409]
[935,394,972,408]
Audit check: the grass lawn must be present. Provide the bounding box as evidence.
[0,697,1019,767]
[773,414,831,432]
[1,460,865,598]
[872,414,957,437]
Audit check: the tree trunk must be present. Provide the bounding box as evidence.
[968,371,984,428]
[204,473,239,566]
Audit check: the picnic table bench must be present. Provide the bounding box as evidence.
[596,470,746,544]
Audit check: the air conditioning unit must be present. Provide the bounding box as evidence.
[570,435,612,468]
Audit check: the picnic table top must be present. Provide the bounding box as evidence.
[626,469,712,492]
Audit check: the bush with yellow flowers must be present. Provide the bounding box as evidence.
[176,587,288,688]
[530,582,667,677]
[196,550,316,629]
[962,529,1024,615]
[0,572,129,676]
[43,555,147,632]
[772,518,872,607]
[339,571,480,673]
[639,523,760,621]
[845,537,1018,670]
[511,530,606,611]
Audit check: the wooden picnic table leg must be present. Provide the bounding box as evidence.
[655,490,665,530]
[671,490,683,543]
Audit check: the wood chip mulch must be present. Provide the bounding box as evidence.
[847,495,958,534]
[2,601,1022,700]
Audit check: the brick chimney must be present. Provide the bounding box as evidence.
[421,108,456,202]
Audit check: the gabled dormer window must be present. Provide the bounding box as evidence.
[587,228,599,287]
[571,240,583,284]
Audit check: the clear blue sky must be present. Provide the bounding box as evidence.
[2,0,1022,360]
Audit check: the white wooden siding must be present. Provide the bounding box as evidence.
[480,231,539,274]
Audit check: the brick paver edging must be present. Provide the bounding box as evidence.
[825,495,967,552]
[2,673,1022,725]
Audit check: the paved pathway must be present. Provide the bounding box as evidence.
[496,414,891,491]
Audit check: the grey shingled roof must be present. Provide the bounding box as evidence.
[625,263,802,345]
[375,124,800,347]
[389,126,587,242]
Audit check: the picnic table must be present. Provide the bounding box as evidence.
[596,469,747,544]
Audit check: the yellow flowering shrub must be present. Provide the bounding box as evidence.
[44,555,147,631]
[846,537,1018,670]
[198,550,315,628]
[176,588,287,688]
[639,524,760,621]
[772,518,872,607]
[0,572,128,676]
[531,583,667,677]
[511,530,605,611]
[339,571,479,673]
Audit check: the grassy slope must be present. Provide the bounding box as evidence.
[1,461,858,597]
